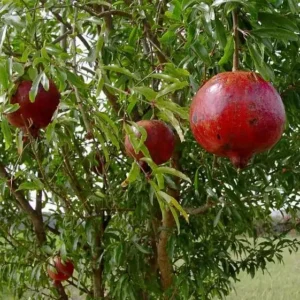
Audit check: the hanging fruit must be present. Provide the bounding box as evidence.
[6,80,60,137]
[190,71,286,168]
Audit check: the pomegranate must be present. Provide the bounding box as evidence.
[47,256,74,282]
[124,120,175,165]
[190,71,286,168]
[7,80,60,135]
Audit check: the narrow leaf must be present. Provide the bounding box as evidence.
[1,118,12,150]
[29,73,43,102]
[103,65,140,80]
[215,18,227,49]
[156,81,188,99]
[154,167,191,183]
[213,207,223,227]
[158,191,189,222]
[133,86,157,100]
[218,36,234,65]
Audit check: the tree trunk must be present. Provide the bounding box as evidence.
[157,208,175,290]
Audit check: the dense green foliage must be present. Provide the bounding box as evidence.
[0,0,300,299]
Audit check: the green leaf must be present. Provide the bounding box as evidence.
[251,28,298,41]
[170,206,181,233]
[98,121,119,150]
[158,110,185,142]
[128,27,138,46]
[29,73,43,102]
[148,73,180,83]
[218,36,234,65]
[0,25,7,54]
[2,13,24,29]
[212,0,247,7]
[134,242,151,254]
[247,41,274,81]
[206,188,218,200]
[94,130,109,162]
[159,30,177,45]
[158,191,189,222]
[17,181,43,191]
[156,81,188,99]
[41,72,49,91]
[3,103,20,114]
[132,86,157,100]
[213,207,223,227]
[1,118,12,150]
[124,122,150,157]
[121,162,140,187]
[154,167,191,183]
[288,0,299,13]
[155,99,189,119]
[0,62,9,90]
[102,65,140,80]
[215,18,227,49]
[257,12,299,32]
[193,41,211,64]
[66,70,86,88]
[96,112,119,137]
[95,69,104,97]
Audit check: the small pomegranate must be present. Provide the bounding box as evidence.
[124,120,175,165]
[190,71,286,168]
[7,80,60,135]
[47,256,74,282]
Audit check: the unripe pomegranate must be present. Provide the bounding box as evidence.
[7,80,60,133]
[124,120,175,165]
[47,256,74,282]
[190,71,286,168]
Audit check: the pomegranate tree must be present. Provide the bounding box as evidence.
[190,71,286,168]
[47,256,74,282]
[125,120,175,166]
[7,80,60,136]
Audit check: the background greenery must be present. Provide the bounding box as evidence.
[0,0,300,299]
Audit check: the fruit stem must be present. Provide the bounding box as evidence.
[232,9,239,72]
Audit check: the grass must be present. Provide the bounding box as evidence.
[226,244,300,300]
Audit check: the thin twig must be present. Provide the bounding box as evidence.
[52,29,72,45]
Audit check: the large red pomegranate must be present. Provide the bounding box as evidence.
[6,80,60,134]
[124,120,175,165]
[47,256,74,282]
[190,71,286,168]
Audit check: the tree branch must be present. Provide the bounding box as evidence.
[39,0,91,51]
[61,147,92,215]
[0,163,47,245]
[185,201,218,216]
[77,5,132,19]
[54,281,68,300]
[52,28,72,46]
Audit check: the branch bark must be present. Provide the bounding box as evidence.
[157,207,175,291]
[185,201,218,216]
[54,281,69,300]
[0,163,46,245]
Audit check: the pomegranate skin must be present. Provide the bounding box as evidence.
[47,256,74,282]
[7,80,60,129]
[125,120,175,165]
[190,71,286,168]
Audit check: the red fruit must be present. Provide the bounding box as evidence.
[124,120,175,165]
[47,256,74,282]
[7,80,60,131]
[190,71,286,168]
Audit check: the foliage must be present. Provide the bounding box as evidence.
[0,0,299,299]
